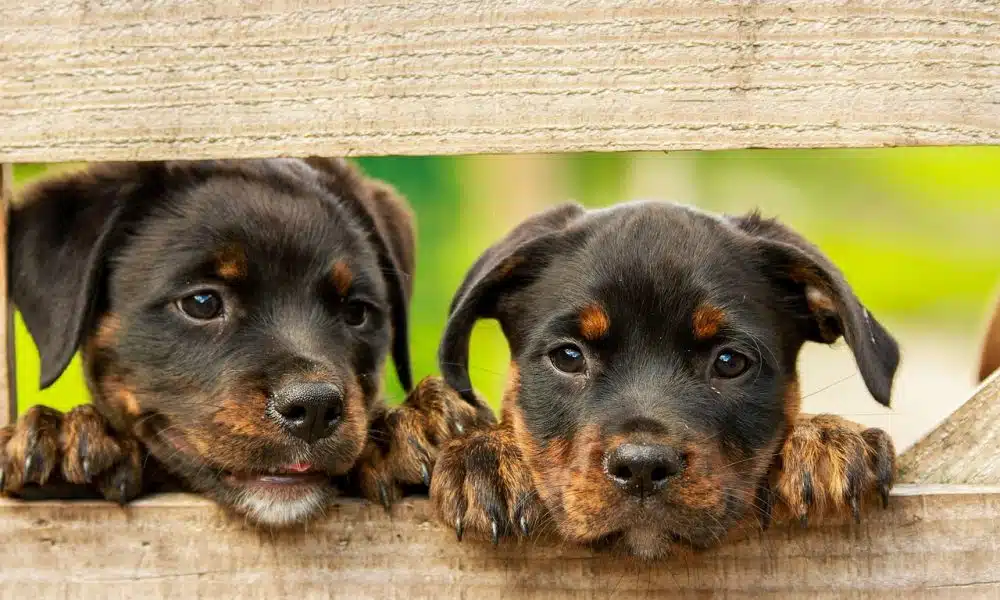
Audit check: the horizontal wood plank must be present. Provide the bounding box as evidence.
[0,485,998,598]
[2,0,999,162]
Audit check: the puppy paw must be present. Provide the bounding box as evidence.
[355,376,495,509]
[430,426,543,545]
[775,414,895,526]
[0,404,142,503]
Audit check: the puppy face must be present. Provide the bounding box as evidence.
[11,158,414,526]
[440,201,898,557]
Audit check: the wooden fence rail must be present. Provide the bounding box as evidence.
[2,1,1000,597]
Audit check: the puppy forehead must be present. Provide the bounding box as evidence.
[533,203,775,335]
[112,174,385,304]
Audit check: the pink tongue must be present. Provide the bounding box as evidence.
[286,462,313,473]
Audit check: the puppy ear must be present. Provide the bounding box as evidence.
[440,203,587,403]
[10,164,160,389]
[305,158,416,392]
[730,212,900,407]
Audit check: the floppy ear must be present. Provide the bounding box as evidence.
[305,158,416,392]
[440,203,587,404]
[9,164,161,389]
[729,212,900,407]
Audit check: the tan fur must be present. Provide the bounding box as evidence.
[579,303,611,341]
[331,261,353,296]
[215,243,248,280]
[692,304,725,340]
[775,413,894,523]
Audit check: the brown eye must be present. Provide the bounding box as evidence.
[713,349,751,378]
[549,344,586,374]
[178,291,223,320]
[344,301,368,327]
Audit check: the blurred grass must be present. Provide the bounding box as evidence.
[12,147,1000,415]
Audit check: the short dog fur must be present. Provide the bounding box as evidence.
[2,158,489,526]
[430,201,899,558]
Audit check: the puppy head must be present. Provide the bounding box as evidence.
[11,158,415,526]
[441,201,899,557]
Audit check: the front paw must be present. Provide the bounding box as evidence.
[0,404,142,503]
[775,414,894,526]
[430,427,543,545]
[354,376,495,509]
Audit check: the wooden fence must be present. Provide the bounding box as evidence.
[1,1,999,597]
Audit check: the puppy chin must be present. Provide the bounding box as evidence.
[228,482,335,527]
[622,526,675,560]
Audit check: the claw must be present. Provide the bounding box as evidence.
[378,482,391,511]
[850,496,861,524]
[801,471,814,507]
[118,481,128,506]
[799,513,808,528]
[23,454,37,482]
[82,458,92,482]
[420,463,431,487]
[0,468,5,491]
[880,486,890,509]
[519,514,530,537]
[491,519,500,546]
[455,516,464,542]
[454,422,465,435]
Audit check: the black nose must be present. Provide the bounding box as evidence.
[605,443,684,496]
[269,382,343,443]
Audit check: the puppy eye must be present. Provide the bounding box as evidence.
[178,291,223,321]
[548,344,587,374]
[713,349,751,378]
[344,301,368,327]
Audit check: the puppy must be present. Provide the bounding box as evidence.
[2,158,488,526]
[978,292,1000,382]
[430,201,899,558]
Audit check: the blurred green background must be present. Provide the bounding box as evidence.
[11,149,1000,446]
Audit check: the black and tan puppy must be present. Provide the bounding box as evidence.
[2,158,487,526]
[431,201,898,558]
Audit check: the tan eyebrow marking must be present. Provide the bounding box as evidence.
[579,303,611,341]
[692,304,725,340]
[331,260,353,295]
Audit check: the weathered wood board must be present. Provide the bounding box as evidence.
[2,0,999,162]
[0,486,997,599]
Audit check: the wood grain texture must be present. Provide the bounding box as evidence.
[0,164,13,427]
[0,486,997,599]
[898,369,1000,484]
[2,0,999,162]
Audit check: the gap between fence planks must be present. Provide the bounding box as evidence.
[0,164,13,427]
[0,485,997,599]
[2,0,999,162]
[898,368,1000,484]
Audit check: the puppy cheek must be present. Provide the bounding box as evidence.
[556,426,625,541]
[510,406,619,541]
[671,445,729,512]
[324,377,371,472]
[213,390,275,437]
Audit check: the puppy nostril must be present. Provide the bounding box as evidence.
[323,405,341,426]
[650,466,669,483]
[612,465,633,481]
[281,405,307,422]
